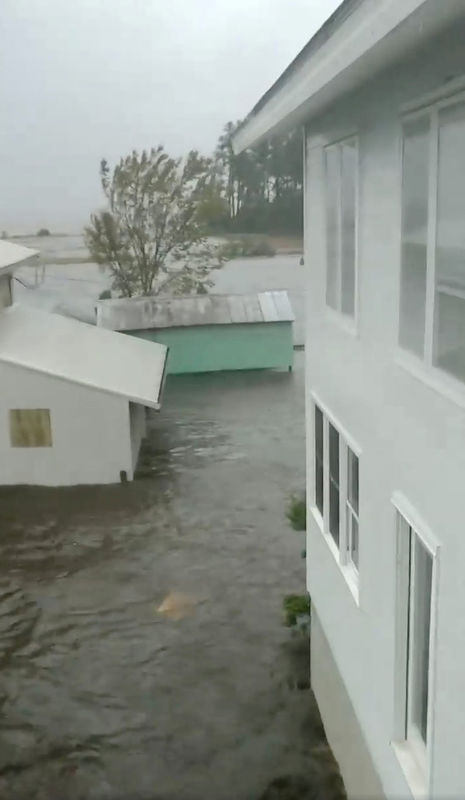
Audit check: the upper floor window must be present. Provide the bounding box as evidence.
[400,97,465,385]
[324,138,357,318]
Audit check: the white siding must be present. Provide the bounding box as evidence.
[305,21,465,800]
[0,361,133,486]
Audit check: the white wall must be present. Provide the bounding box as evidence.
[305,20,465,800]
[0,361,133,486]
[129,401,146,472]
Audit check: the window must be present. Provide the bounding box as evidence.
[9,409,52,447]
[395,510,436,778]
[313,402,360,585]
[400,96,465,385]
[346,447,359,569]
[324,138,357,317]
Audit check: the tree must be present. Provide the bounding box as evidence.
[85,147,224,298]
[213,122,303,235]
[37,228,51,237]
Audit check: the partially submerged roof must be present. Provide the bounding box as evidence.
[233,0,465,152]
[97,291,295,331]
[0,240,38,274]
[0,304,168,410]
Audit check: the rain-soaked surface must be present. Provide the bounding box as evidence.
[1,241,345,799]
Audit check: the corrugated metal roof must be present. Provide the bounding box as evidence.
[0,305,168,409]
[0,241,38,273]
[97,291,295,331]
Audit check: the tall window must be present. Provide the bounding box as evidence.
[400,97,465,385]
[396,512,435,773]
[325,138,357,317]
[313,403,360,581]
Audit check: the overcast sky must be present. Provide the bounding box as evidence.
[1,0,340,232]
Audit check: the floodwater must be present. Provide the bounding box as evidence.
[0,238,344,799]
[13,235,306,345]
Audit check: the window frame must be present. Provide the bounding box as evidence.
[398,89,465,397]
[310,395,361,602]
[392,494,440,796]
[324,136,359,327]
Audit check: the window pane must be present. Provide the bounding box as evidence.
[399,117,430,357]
[325,146,339,309]
[347,448,359,515]
[314,406,324,515]
[341,140,356,316]
[434,103,465,383]
[350,514,359,569]
[410,534,433,744]
[329,423,339,544]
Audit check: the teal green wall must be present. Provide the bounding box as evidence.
[127,323,293,374]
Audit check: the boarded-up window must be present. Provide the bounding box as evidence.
[9,409,52,447]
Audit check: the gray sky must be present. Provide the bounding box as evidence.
[1,0,340,232]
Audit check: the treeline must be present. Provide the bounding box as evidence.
[204,121,303,236]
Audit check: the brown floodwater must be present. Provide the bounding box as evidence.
[0,355,344,800]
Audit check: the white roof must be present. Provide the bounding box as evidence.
[0,304,168,410]
[0,240,38,274]
[233,0,465,152]
[97,291,295,331]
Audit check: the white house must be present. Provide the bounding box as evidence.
[0,241,168,486]
[234,1,465,798]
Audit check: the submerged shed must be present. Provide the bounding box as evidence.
[97,291,294,374]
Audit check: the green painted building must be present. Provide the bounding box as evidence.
[97,291,294,375]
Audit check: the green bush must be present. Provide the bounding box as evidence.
[286,494,306,531]
[98,289,112,300]
[219,235,276,261]
[283,594,311,627]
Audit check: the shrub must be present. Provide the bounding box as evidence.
[286,494,306,531]
[283,594,311,627]
[98,289,112,300]
[219,235,276,261]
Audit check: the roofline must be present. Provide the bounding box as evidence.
[232,0,465,153]
[0,353,167,411]
[0,245,39,275]
[236,0,359,128]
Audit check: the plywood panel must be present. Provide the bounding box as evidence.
[9,409,52,448]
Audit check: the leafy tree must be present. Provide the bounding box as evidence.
[213,122,303,235]
[37,228,51,236]
[85,147,224,298]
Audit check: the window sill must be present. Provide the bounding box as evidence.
[391,740,428,800]
[396,349,465,410]
[324,306,358,338]
[309,505,360,606]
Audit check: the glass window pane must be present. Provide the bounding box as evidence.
[410,534,433,744]
[315,406,324,515]
[347,448,359,515]
[341,140,356,316]
[325,146,339,309]
[329,424,339,545]
[434,103,465,383]
[350,514,359,569]
[399,117,430,357]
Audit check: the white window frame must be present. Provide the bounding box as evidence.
[310,395,361,603]
[392,494,440,798]
[324,136,359,326]
[398,88,465,399]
